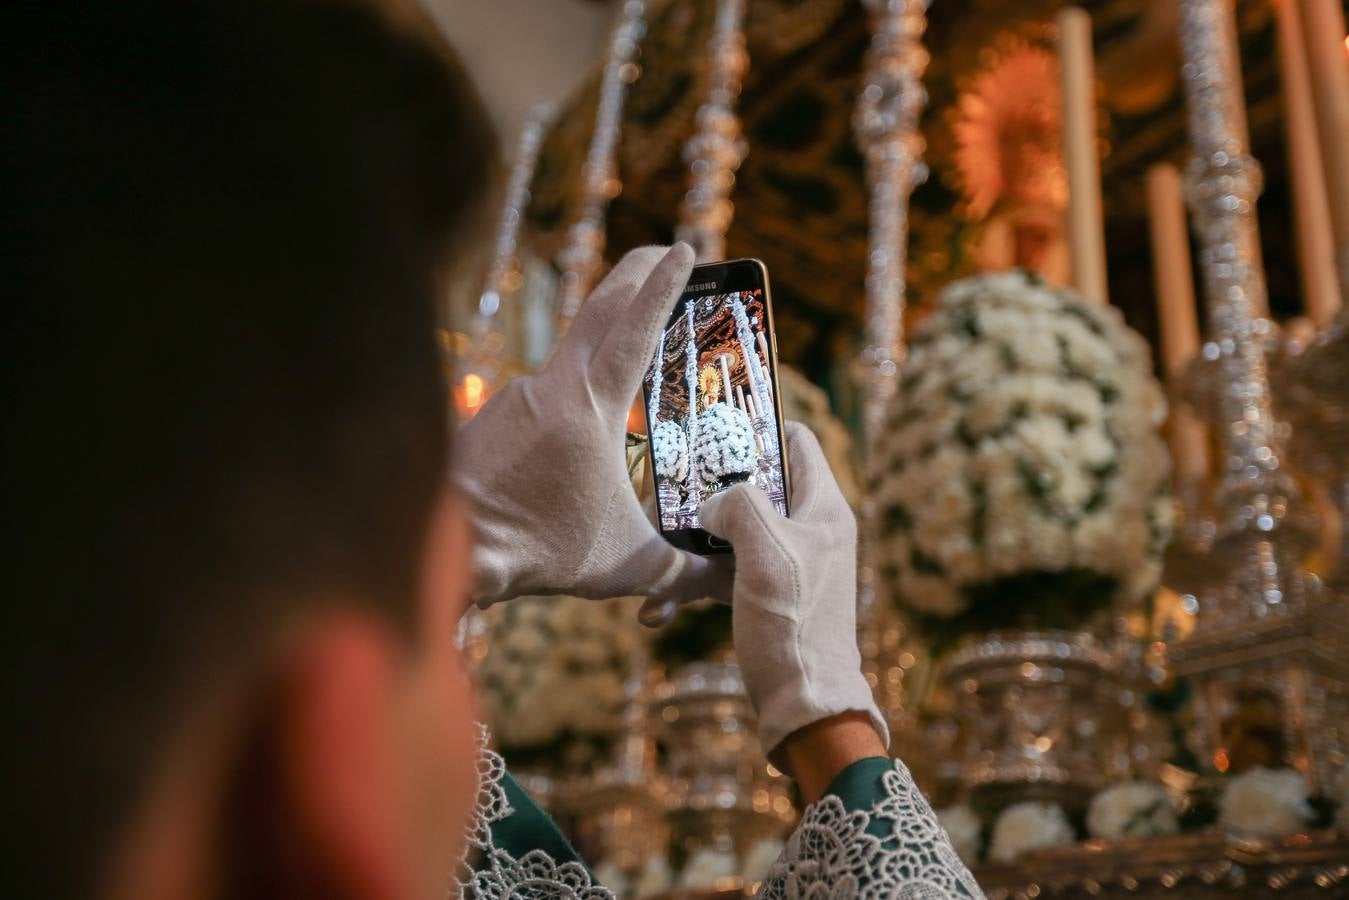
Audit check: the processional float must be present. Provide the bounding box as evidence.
[458,0,1348,893]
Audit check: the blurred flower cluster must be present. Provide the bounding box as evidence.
[475,596,645,758]
[875,270,1171,630]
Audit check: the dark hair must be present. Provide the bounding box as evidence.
[6,1,495,894]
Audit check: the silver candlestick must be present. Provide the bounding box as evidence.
[1175,0,1313,622]
[1168,0,1345,794]
[675,0,749,263]
[468,102,553,380]
[852,0,930,625]
[555,0,648,333]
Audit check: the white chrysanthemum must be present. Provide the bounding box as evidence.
[569,637,609,667]
[592,861,629,898]
[633,855,673,898]
[1087,781,1178,839]
[651,419,689,483]
[474,595,646,750]
[936,805,983,866]
[499,695,563,748]
[1218,767,1314,836]
[989,801,1075,862]
[949,342,1006,393]
[874,270,1172,620]
[678,847,739,890]
[778,365,861,505]
[1333,767,1349,832]
[692,402,758,484]
[740,838,786,885]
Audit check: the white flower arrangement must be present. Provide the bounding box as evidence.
[936,804,983,865]
[989,801,1075,862]
[474,595,645,752]
[677,847,739,890]
[740,837,786,886]
[778,365,860,506]
[632,855,673,899]
[875,270,1171,620]
[1218,767,1314,837]
[1087,780,1179,840]
[592,860,629,898]
[650,419,689,483]
[692,401,758,485]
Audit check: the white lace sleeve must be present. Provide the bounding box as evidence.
[757,758,985,899]
[450,725,617,900]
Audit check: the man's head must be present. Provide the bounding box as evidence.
[8,1,494,896]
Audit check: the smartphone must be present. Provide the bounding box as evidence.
[641,258,790,554]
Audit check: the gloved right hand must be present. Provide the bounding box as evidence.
[696,421,888,760]
[454,244,723,608]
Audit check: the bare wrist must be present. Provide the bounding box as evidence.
[776,710,888,805]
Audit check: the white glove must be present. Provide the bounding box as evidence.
[455,244,722,607]
[696,421,888,758]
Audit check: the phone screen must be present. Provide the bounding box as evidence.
[642,259,789,553]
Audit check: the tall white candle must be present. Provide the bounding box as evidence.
[1277,0,1343,325]
[717,353,734,403]
[1147,163,1210,480]
[1057,6,1109,304]
[754,331,774,392]
[1148,165,1201,378]
[1295,0,1349,299]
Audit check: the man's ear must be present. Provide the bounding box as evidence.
[228,616,411,900]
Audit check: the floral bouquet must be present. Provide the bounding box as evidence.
[1218,767,1315,837]
[1087,781,1179,839]
[651,419,690,483]
[989,801,1076,862]
[875,270,1171,644]
[778,365,860,506]
[475,596,646,767]
[693,401,757,486]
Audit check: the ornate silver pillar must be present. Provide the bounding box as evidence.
[852,0,929,462]
[468,102,553,379]
[1169,0,1345,793]
[682,303,701,521]
[1176,0,1309,624]
[676,0,749,263]
[555,0,648,332]
[852,0,929,616]
[851,0,931,747]
[729,295,778,456]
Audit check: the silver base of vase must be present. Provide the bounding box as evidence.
[942,630,1123,813]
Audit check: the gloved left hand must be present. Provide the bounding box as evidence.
[693,422,888,759]
[454,244,723,607]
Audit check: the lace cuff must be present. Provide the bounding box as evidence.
[758,756,986,899]
[451,726,615,899]
[451,730,982,899]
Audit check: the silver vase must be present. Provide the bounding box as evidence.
[567,662,669,876]
[656,659,792,869]
[941,630,1123,813]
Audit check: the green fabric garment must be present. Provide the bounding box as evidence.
[819,755,896,839]
[479,758,895,879]
[469,752,983,898]
[488,770,592,872]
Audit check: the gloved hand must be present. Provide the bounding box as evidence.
[455,244,722,607]
[695,421,888,759]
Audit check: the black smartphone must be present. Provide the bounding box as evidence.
[641,258,790,554]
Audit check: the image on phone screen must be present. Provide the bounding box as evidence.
[642,277,788,550]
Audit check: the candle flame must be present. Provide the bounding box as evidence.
[454,372,488,419]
